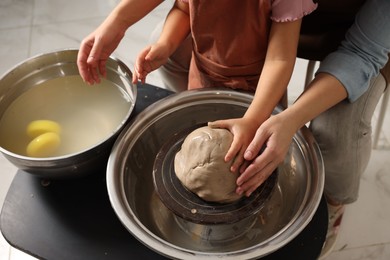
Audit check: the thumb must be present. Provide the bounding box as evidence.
[136,46,153,66]
[144,45,161,61]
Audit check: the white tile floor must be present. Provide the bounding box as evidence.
[0,1,389,259]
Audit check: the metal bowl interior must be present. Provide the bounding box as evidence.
[0,49,136,178]
[107,89,324,259]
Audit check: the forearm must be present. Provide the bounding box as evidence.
[244,20,301,127]
[244,60,294,125]
[156,1,190,56]
[280,0,390,135]
[106,0,164,34]
[281,72,348,132]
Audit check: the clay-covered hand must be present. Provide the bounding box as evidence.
[132,43,171,84]
[208,117,258,174]
[236,114,296,197]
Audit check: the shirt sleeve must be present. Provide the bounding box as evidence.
[271,0,317,22]
[316,0,390,102]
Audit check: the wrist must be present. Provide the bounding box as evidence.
[242,114,264,130]
[108,9,132,33]
[278,107,307,133]
[154,39,177,58]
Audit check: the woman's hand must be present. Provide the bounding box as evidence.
[208,117,258,173]
[236,113,296,197]
[132,43,171,84]
[77,19,127,85]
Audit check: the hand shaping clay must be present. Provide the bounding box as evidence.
[174,126,243,203]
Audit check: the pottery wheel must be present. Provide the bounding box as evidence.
[153,125,278,225]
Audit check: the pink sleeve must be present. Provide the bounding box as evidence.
[271,0,318,22]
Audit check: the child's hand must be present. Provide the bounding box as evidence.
[132,43,170,84]
[208,117,258,174]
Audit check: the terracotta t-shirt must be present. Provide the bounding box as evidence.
[182,0,317,90]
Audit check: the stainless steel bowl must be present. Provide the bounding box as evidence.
[0,49,136,178]
[107,89,324,259]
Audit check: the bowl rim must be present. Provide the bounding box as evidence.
[106,88,325,259]
[0,48,137,161]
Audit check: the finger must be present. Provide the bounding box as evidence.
[244,128,268,161]
[239,160,251,174]
[209,121,237,162]
[229,146,245,172]
[236,162,261,186]
[225,136,241,163]
[132,65,142,84]
[137,66,148,83]
[87,37,107,84]
[245,162,277,197]
[236,149,273,186]
[208,120,234,161]
[87,36,104,65]
[132,65,147,84]
[84,51,100,85]
[98,59,107,79]
[89,59,100,84]
[77,40,93,84]
[134,47,151,78]
[132,70,139,84]
[144,47,157,61]
[140,74,146,84]
[137,46,152,64]
[238,161,276,197]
